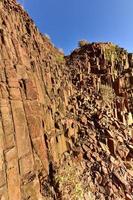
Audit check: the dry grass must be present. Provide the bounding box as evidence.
[78,40,89,47]
[100,84,115,104]
[56,54,65,63]
[55,163,84,200]
[55,159,95,200]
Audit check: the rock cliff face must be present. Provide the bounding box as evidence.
[0,0,133,200]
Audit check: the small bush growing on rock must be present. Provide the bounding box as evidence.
[55,160,95,200]
[104,44,123,63]
[100,84,115,104]
[78,40,89,47]
[55,163,84,200]
[56,54,64,63]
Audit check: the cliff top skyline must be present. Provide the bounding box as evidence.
[0,1,132,199]
[18,0,133,54]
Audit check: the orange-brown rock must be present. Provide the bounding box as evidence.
[0,0,132,200]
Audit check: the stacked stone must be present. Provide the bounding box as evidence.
[65,43,133,199]
[0,1,71,199]
[0,0,133,199]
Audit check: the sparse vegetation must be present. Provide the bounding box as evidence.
[56,54,65,63]
[55,160,95,200]
[104,44,123,63]
[100,84,115,104]
[55,163,84,200]
[78,40,89,47]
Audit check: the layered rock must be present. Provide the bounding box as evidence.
[0,1,71,199]
[0,0,132,200]
[65,43,133,200]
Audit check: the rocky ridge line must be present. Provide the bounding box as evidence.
[0,0,133,200]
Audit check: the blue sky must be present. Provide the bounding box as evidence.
[18,0,133,54]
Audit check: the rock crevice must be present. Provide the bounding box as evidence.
[0,1,133,200]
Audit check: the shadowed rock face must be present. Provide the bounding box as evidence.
[0,0,133,200]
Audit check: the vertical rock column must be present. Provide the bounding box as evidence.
[0,21,48,200]
[0,75,21,199]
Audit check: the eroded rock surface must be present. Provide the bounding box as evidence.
[65,43,133,200]
[0,0,133,199]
